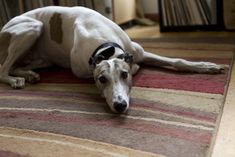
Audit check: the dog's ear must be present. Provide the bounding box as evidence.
[99,46,115,60]
[117,53,133,64]
[89,46,115,68]
[124,53,133,64]
[89,55,105,68]
[89,58,96,69]
[95,55,105,64]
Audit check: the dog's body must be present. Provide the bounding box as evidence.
[0,6,223,113]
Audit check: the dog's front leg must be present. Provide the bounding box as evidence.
[10,69,40,84]
[130,42,224,74]
[142,51,224,73]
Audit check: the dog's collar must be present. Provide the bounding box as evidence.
[89,42,124,65]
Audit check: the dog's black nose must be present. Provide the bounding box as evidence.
[113,101,127,113]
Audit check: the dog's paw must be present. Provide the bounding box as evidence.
[196,62,226,74]
[24,71,40,84]
[10,77,25,89]
[208,64,226,74]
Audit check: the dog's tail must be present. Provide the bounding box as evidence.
[0,32,11,65]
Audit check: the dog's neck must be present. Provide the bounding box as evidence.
[89,42,125,67]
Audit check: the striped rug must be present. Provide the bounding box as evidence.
[0,41,234,157]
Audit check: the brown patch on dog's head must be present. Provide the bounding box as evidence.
[49,13,63,44]
[0,32,11,64]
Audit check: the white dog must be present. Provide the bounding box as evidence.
[0,6,223,113]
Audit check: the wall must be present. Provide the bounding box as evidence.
[113,0,136,24]
[141,0,158,14]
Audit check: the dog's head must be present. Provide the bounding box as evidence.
[92,51,133,113]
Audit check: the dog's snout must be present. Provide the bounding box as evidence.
[113,101,127,113]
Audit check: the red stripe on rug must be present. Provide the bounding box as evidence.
[0,111,212,144]
[36,67,94,84]
[131,99,217,123]
[133,69,228,94]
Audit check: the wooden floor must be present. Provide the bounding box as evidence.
[125,25,235,157]
[125,25,235,39]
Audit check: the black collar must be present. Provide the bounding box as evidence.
[89,42,124,65]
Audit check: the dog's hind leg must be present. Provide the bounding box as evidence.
[0,16,43,88]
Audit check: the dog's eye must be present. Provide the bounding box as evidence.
[98,76,107,84]
[121,71,128,79]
